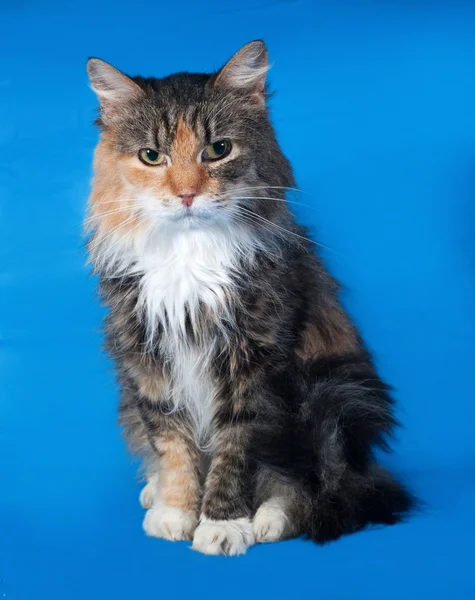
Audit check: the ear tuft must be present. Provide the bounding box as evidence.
[86,58,143,123]
[215,40,269,103]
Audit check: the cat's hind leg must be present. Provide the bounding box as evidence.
[139,470,159,509]
[253,470,299,543]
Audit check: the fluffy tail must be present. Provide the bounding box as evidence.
[253,351,416,543]
[303,464,415,543]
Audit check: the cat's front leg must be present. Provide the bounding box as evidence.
[124,368,201,541]
[140,409,201,541]
[192,406,256,556]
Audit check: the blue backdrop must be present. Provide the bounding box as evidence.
[1,1,474,598]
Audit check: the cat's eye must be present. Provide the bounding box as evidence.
[202,140,232,162]
[138,148,167,166]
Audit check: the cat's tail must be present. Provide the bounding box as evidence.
[253,351,416,543]
[302,464,415,543]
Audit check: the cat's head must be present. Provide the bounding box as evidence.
[86,41,293,246]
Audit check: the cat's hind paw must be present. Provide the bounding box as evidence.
[139,474,159,509]
[253,501,293,543]
[139,482,156,509]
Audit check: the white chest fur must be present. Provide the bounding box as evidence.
[136,225,241,341]
[132,223,255,441]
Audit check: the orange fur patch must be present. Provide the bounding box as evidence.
[120,156,166,190]
[156,434,200,512]
[172,117,201,162]
[166,117,213,196]
[296,307,359,360]
[135,370,167,403]
[88,135,144,238]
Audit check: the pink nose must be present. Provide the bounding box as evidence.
[179,193,196,208]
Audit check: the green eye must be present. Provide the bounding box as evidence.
[139,148,167,166]
[202,140,232,161]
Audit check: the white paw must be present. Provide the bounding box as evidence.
[192,517,255,556]
[143,505,197,541]
[139,474,159,509]
[253,502,293,543]
[139,482,156,509]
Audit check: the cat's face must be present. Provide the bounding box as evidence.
[87,41,290,241]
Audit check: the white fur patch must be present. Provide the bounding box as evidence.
[95,215,259,441]
[253,498,294,543]
[137,225,241,341]
[163,342,217,441]
[135,222,255,440]
[192,517,255,556]
[139,474,159,509]
[143,504,198,541]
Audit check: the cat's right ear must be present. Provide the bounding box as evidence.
[87,58,143,124]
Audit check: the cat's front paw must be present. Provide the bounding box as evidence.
[143,505,197,541]
[192,517,255,556]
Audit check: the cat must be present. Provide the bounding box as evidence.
[85,40,414,556]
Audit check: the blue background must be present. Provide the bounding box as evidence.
[1,0,475,598]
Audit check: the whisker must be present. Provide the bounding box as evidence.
[86,199,139,206]
[207,100,233,124]
[88,213,140,254]
[91,217,150,268]
[84,205,143,224]
[232,196,311,209]
[240,210,317,246]
[231,185,305,194]
[227,210,294,248]
[233,206,342,255]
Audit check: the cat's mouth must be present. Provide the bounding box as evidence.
[168,205,217,225]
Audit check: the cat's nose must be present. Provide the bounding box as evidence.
[178,192,196,208]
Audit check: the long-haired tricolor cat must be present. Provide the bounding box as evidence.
[85,41,413,555]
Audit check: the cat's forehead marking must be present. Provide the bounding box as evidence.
[166,116,212,196]
[171,117,200,162]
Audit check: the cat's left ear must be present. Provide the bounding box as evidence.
[214,40,269,104]
[87,58,144,125]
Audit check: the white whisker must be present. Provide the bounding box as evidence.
[91,216,149,268]
[88,213,141,255]
[231,185,305,194]
[230,205,343,256]
[232,196,311,209]
[84,205,143,224]
[235,206,315,244]
[85,198,139,207]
